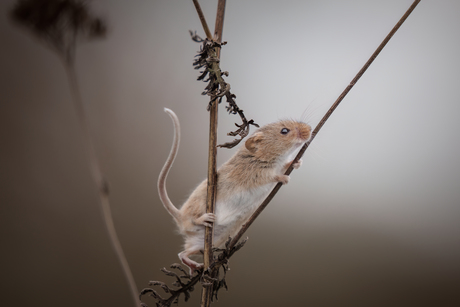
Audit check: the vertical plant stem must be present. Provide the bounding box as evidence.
[201,92,218,306]
[64,60,140,307]
[201,1,226,306]
[228,0,422,251]
[213,0,226,43]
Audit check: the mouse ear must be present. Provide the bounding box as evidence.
[245,132,262,153]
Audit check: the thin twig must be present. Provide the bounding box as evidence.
[227,0,422,251]
[192,0,212,40]
[201,1,226,307]
[201,83,218,305]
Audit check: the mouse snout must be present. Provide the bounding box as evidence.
[296,125,311,142]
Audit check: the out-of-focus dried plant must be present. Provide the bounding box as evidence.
[9,1,139,306]
[10,0,107,64]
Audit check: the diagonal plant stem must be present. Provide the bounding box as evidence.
[227,0,422,251]
[192,0,212,39]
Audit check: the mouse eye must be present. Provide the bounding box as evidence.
[280,128,290,135]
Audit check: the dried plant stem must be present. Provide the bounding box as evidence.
[228,0,422,251]
[192,0,212,40]
[201,1,226,307]
[213,0,226,43]
[201,88,218,307]
[64,60,140,307]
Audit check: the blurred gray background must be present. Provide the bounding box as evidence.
[1,0,459,306]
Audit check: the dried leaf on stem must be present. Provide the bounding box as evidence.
[192,37,259,148]
[140,238,248,307]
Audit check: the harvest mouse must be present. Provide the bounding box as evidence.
[158,108,311,274]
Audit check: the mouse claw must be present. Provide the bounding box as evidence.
[286,159,302,170]
[275,175,290,185]
[292,159,303,170]
[196,213,216,227]
[203,222,213,228]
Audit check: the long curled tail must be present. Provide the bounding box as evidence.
[158,108,181,222]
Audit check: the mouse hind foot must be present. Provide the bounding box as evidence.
[178,249,203,275]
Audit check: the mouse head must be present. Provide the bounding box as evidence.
[245,119,311,162]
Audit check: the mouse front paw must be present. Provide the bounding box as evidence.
[292,159,303,169]
[285,159,303,170]
[275,174,290,185]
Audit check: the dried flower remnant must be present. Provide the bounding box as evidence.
[10,0,107,63]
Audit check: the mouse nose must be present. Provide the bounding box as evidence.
[296,125,311,141]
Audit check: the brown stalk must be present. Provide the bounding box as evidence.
[192,0,212,39]
[199,1,226,307]
[227,0,422,251]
